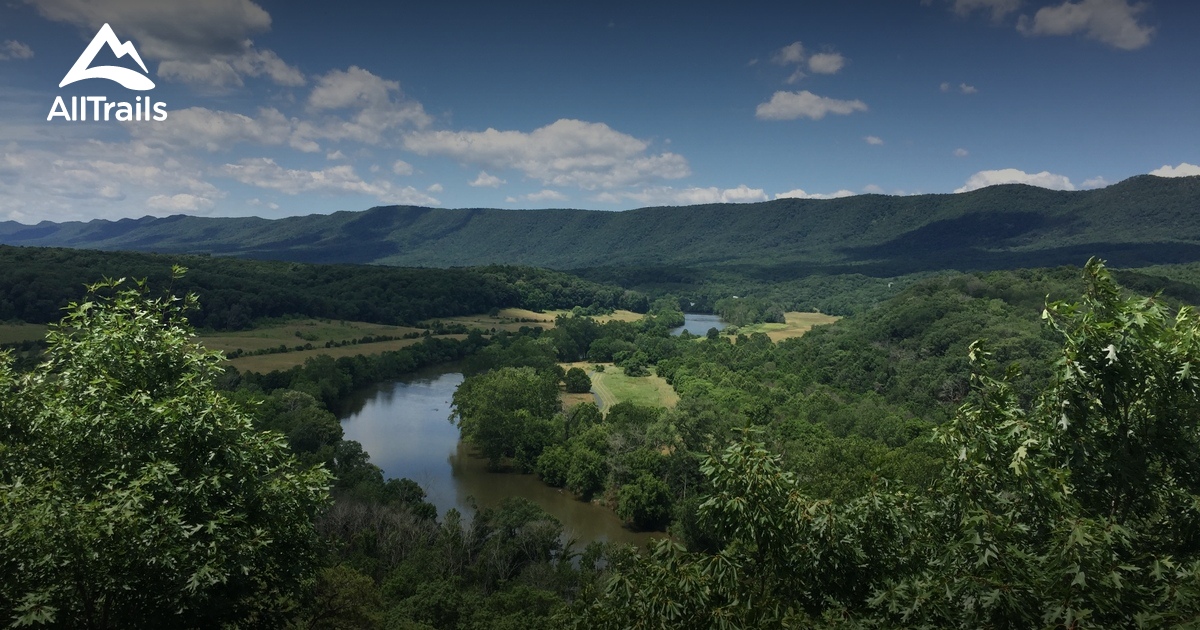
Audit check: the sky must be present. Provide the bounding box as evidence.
[0,0,1198,223]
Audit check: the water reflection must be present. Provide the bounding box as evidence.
[670,313,726,336]
[339,365,661,547]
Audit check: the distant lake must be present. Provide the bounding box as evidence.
[670,313,726,336]
[339,364,661,547]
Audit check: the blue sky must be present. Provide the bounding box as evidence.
[1,0,1197,222]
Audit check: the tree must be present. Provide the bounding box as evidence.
[450,366,560,468]
[580,260,1200,628]
[0,273,331,628]
[616,474,672,531]
[564,367,592,394]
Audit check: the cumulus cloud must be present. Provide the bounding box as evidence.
[158,45,304,89]
[865,135,884,145]
[955,168,1076,192]
[1017,0,1155,50]
[1150,162,1200,177]
[0,40,33,60]
[132,68,430,153]
[774,188,857,200]
[594,185,768,206]
[772,42,805,65]
[771,42,846,78]
[391,160,413,176]
[426,183,443,193]
[26,0,305,87]
[954,148,970,157]
[1082,176,1111,188]
[405,119,689,190]
[947,0,1022,21]
[130,106,307,152]
[469,171,505,187]
[0,141,225,221]
[507,189,568,204]
[808,52,846,74]
[755,91,868,121]
[219,157,440,205]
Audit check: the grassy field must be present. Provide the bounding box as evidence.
[0,323,48,344]
[732,311,840,342]
[558,362,678,411]
[199,319,424,354]
[430,308,644,333]
[225,335,467,373]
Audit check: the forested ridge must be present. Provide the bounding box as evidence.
[2,176,1198,274]
[0,245,643,330]
[4,254,1200,627]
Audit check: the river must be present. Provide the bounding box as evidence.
[338,364,662,547]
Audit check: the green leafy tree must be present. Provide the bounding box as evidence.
[564,367,592,394]
[450,367,560,468]
[581,260,1200,628]
[616,474,672,531]
[0,274,331,628]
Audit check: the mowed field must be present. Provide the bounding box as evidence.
[430,308,643,333]
[200,319,424,354]
[559,362,678,411]
[732,311,840,342]
[0,323,48,344]
[196,319,428,373]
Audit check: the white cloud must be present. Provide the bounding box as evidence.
[405,119,689,190]
[0,141,225,222]
[326,150,346,160]
[522,189,568,203]
[392,160,413,176]
[808,52,845,74]
[0,40,33,60]
[594,185,768,206]
[774,188,857,200]
[427,183,443,193]
[948,0,1022,21]
[863,184,886,194]
[469,171,505,187]
[772,41,805,65]
[1150,162,1200,177]
[129,106,308,152]
[864,135,884,145]
[1017,0,1154,50]
[1082,176,1111,188]
[27,0,305,88]
[955,168,1076,192]
[755,90,868,121]
[954,148,970,157]
[131,68,431,153]
[158,44,304,89]
[942,82,977,94]
[303,66,432,143]
[146,193,215,212]
[219,157,440,205]
[785,68,807,84]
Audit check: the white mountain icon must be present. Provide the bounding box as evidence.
[59,23,155,91]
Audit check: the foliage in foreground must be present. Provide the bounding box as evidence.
[581,260,1200,628]
[0,274,331,628]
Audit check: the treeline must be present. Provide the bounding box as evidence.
[0,246,645,330]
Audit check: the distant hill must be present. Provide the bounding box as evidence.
[2,175,1198,275]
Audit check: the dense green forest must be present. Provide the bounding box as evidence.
[0,246,644,330]
[2,176,1199,275]
[5,248,1200,627]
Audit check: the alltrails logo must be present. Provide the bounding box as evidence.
[47,23,167,122]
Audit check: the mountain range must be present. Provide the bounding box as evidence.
[3,175,1198,276]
